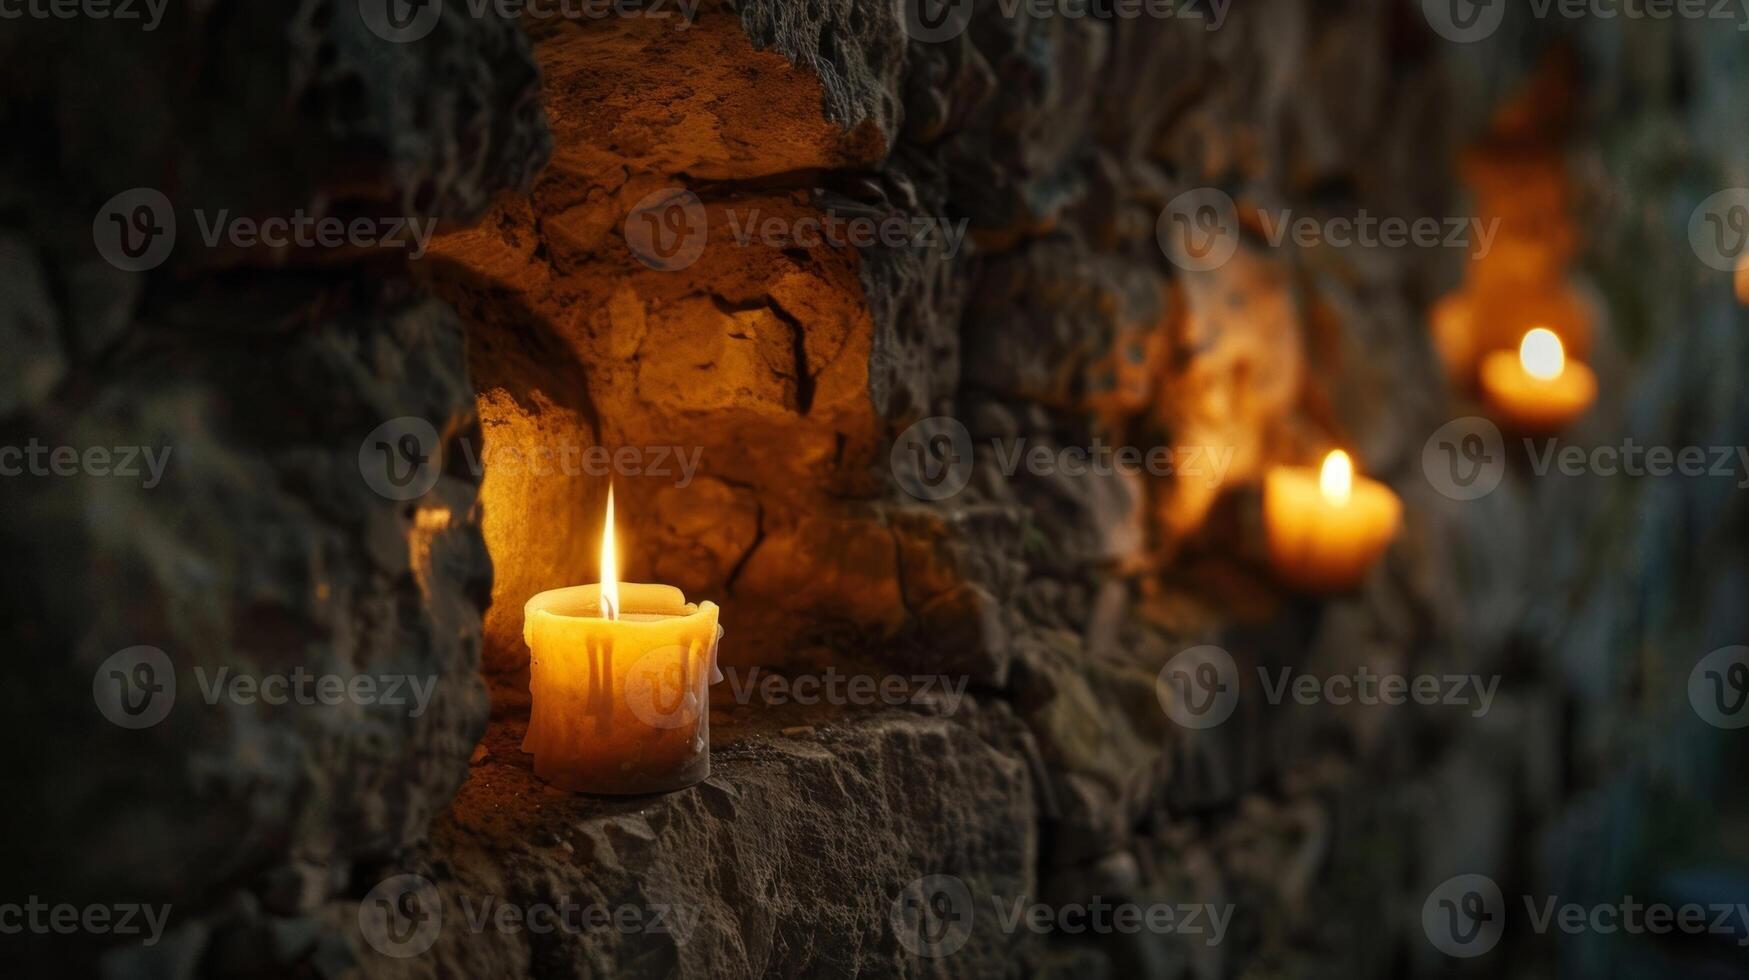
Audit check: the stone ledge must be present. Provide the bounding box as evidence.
[344,705,1038,978]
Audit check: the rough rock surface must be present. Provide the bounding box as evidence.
[9,2,1748,979]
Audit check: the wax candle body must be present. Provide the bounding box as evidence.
[522,583,721,795]
[1479,350,1597,434]
[1264,465,1401,593]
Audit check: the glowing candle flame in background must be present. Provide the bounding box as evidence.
[600,484,619,621]
[1320,450,1354,507]
[1520,327,1566,381]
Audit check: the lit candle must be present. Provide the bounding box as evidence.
[521,486,723,795]
[1479,327,1597,434]
[1264,450,1401,593]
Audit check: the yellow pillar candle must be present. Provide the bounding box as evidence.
[521,488,722,795]
[1264,450,1401,593]
[1480,327,1597,434]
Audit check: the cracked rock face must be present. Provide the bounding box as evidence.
[9,1,1747,978]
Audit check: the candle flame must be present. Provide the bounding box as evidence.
[1320,450,1354,506]
[600,484,619,621]
[1520,328,1565,381]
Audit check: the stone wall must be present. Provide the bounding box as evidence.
[4,2,1746,978]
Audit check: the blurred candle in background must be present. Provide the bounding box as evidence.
[1480,327,1597,433]
[1264,450,1401,593]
